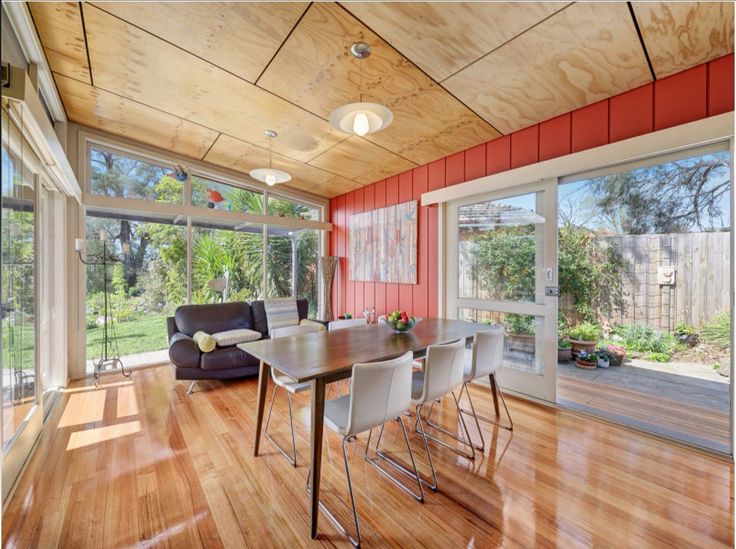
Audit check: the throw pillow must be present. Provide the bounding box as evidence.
[211,328,262,347]
[264,298,300,334]
[193,331,216,353]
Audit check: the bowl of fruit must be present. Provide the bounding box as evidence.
[381,310,421,333]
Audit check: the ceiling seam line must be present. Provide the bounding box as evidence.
[78,2,94,87]
[627,1,657,81]
[200,133,221,162]
[335,1,504,136]
[439,1,575,84]
[254,2,314,86]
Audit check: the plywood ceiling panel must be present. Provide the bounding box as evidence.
[633,1,734,79]
[204,134,363,198]
[28,2,91,84]
[443,2,653,134]
[55,73,219,159]
[90,2,309,83]
[342,1,568,82]
[258,3,500,166]
[309,137,416,184]
[82,4,344,163]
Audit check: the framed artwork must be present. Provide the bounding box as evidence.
[349,200,417,284]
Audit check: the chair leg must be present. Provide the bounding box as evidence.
[419,392,476,461]
[307,437,361,547]
[264,385,298,466]
[186,380,197,395]
[457,382,485,451]
[365,417,425,501]
[413,405,439,491]
[460,375,513,431]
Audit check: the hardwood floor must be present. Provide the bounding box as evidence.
[3,365,733,548]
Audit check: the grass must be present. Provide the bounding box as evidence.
[2,321,35,370]
[700,313,730,350]
[86,313,168,360]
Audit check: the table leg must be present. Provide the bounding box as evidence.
[489,373,501,417]
[309,377,326,539]
[254,361,270,456]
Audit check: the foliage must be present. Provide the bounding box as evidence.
[645,352,671,363]
[606,344,626,356]
[505,314,534,335]
[674,323,699,347]
[577,351,598,362]
[609,324,676,355]
[557,339,571,349]
[700,313,731,350]
[568,322,601,342]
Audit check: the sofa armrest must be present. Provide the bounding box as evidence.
[169,332,201,369]
[166,316,178,341]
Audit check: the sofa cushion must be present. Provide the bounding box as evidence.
[212,328,262,346]
[251,298,310,336]
[200,345,259,371]
[264,299,300,333]
[175,302,253,336]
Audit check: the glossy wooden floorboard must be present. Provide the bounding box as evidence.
[3,366,733,548]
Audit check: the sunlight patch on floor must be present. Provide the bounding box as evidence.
[66,420,141,450]
[58,390,107,428]
[116,385,139,418]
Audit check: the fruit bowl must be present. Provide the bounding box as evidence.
[381,311,421,333]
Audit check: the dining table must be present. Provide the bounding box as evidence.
[240,317,489,540]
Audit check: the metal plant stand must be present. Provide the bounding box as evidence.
[77,241,132,386]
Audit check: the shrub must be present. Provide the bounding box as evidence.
[674,324,699,347]
[506,314,534,335]
[568,322,601,342]
[701,313,730,350]
[610,324,675,355]
[558,339,572,349]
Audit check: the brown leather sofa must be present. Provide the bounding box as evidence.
[167,299,310,385]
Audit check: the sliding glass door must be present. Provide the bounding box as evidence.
[446,180,558,401]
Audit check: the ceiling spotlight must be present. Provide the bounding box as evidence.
[329,42,393,137]
[249,130,291,186]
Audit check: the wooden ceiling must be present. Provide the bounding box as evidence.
[29,2,733,198]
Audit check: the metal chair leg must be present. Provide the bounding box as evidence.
[457,382,485,451]
[186,380,197,395]
[420,391,476,461]
[365,417,425,501]
[459,375,513,432]
[264,385,298,466]
[414,405,439,491]
[307,437,361,547]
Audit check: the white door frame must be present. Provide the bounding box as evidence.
[446,179,558,402]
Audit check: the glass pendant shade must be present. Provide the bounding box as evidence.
[249,168,291,186]
[329,102,393,136]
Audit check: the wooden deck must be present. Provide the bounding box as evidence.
[558,367,730,453]
[3,365,733,548]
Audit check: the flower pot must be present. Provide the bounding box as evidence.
[569,339,596,358]
[575,358,597,369]
[557,348,572,362]
[597,358,610,368]
[609,352,625,366]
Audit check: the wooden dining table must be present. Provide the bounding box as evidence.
[240,318,487,540]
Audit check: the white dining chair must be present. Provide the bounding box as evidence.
[407,338,474,491]
[457,327,513,452]
[328,317,367,331]
[314,350,422,547]
[263,324,320,466]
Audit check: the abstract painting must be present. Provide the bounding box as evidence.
[349,200,417,284]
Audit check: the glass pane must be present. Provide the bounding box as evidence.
[268,195,320,221]
[266,226,293,299]
[2,109,38,449]
[557,149,732,453]
[85,214,186,372]
[89,147,183,204]
[458,192,543,303]
[458,308,542,375]
[191,175,264,213]
[191,221,264,303]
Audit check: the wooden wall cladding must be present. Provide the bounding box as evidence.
[443,2,652,134]
[329,56,734,318]
[633,1,735,79]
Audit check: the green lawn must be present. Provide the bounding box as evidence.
[2,321,35,370]
[86,313,169,360]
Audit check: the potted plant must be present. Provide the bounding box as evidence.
[606,344,626,366]
[557,339,572,362]
[596,349,612,368]
[505,314,535,353]
[674,324,699,348]
[567,322,601,358]
[575,351,597,369]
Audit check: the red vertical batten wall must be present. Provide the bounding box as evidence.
[328,55,734,319]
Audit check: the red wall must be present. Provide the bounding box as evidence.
[328,55,734,319]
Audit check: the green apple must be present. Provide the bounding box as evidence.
[396,321,406,330]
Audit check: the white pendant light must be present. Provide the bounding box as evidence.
[249,129,291,186]
[329,43,393,136]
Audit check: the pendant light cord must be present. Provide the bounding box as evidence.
[358,57,364,103]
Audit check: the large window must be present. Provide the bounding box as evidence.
[84,144,325,369]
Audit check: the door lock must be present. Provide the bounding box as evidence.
[544,287,559,297]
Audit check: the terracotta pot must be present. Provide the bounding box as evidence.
[557,348,572,362]
[575,358,597,370]
[609,351,626,366]
[569,339,596,358]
